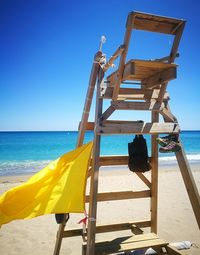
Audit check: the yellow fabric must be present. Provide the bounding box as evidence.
[0,142,93,226]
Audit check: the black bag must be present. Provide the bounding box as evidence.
[55,213,69,224]
[128,135,151,172]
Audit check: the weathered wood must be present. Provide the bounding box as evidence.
[158,22,185,103]
[151,111,159,233]
[169,22,186,63]
[78,121,94,131]
[175,142,200,229]
[77,51,102,147]
[142,67,177,89]
[99,105,116,121]
[112,101,164,111]
[131,11,185,35]
[53,215,68,255]
[135,172,151,188]
[112,13,133,100]
[103,45,125,72]
[97,121,180,135]
[99,155,129,166]
[130,224,144,235]
[83,233,169,255]
[86,69,104,255]
[107,60,177,85]
[159,107,177,122]
[103,87,170,101]
[95,220,151,234]
[54,52,102,255]
[62,220,151,238]
[86,190,151,202]
[94,239,168,255]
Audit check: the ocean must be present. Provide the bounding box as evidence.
[0,131,200,176]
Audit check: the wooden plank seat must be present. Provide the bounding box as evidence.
[82,233,173,255]
[106,60,177,89]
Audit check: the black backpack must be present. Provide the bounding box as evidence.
[128,135,151,172]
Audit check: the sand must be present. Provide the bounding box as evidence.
[0,164,199,255]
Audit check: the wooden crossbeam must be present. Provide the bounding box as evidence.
[86,190,150,202]
[112,101,164,111]
[103,87,170,101]
[62,220,151,238]
[160,107,177,122]
[99,105,116,121]
[135,172,151,189]
[97,121,180,135]
[99,155,129,166]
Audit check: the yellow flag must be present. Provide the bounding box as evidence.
[0,142,93,226]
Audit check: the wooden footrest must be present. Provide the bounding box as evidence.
[83,233,171,255]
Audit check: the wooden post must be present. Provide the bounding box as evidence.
[175,142,200,229]
[77,51,102,147]
[53,214,68,255]
[53,51,102,255]
[112,13,133,100]
[86,68,104,255]
[158,22,185,103]
[151,111,159,233]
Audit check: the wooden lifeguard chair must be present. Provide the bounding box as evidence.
[53,11,200,255]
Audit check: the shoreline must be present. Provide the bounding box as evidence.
[0,162,199,184]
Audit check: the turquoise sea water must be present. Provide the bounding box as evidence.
[0,131,200,176]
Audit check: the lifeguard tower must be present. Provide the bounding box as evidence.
[54,11,200,255]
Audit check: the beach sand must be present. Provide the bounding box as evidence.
[0,164,199,255]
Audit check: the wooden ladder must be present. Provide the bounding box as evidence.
[53,11,200,255]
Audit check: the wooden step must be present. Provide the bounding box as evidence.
[112,101,164,111]
[82,233,169,255]
[62,220,151,238]
[107,60,177,88]
[130,11,185,35]
[86,190,150,202]
[103,87,170,101]
[97,121,180,135]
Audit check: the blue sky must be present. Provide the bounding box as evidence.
[0,0,200,131]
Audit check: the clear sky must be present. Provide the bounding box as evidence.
[1,0,200,131]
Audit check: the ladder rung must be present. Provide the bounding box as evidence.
[99,155,152,166]
[103,87,170,101]
[62,220,151,238]
[99,155,128,166]
[97,121,180,135]
[86,190,150,202]
[112,101,164,111]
